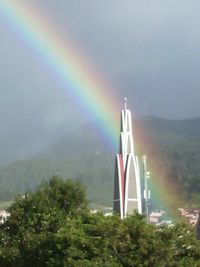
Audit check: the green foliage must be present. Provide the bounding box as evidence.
[0,177,200,266]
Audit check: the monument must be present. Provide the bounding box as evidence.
[113,98,142,218]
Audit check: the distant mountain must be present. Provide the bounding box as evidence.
[38,120,115,160]
[1,116,200,208]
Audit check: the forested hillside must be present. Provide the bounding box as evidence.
[0,116,200,208]
[137,117,200,206]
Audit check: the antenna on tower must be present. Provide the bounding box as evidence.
[142,155,150,223]
[124,97,127,110]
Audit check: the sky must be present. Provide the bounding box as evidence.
[0,0,200,163]
[36,0,200,119]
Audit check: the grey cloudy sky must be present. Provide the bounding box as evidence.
[44,0,200,119]
[0,0,200,163]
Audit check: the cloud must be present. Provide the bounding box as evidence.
[0,0,200,163]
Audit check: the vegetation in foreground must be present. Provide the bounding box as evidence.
[0,176,200,267]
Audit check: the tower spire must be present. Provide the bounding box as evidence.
[124,97,127,111]
[114,99,142,218]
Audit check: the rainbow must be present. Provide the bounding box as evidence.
[0,1,182,219]
[0,0,121,149]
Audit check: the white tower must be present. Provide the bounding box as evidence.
[114,98,142,218]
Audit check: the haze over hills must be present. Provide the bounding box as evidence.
[0,116,200,208]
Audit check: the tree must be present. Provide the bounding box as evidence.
[0,176,88,266]
[0,176,200,267]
